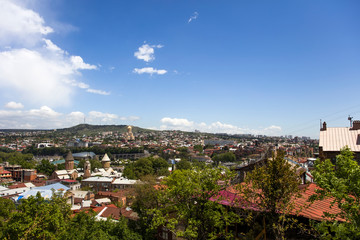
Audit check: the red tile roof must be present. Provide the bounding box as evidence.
[211,183,343,222]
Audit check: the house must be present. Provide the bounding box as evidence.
[319,121,360,162]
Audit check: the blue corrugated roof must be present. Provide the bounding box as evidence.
[18,183,70,201]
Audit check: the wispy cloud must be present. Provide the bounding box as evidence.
[134,43,163,62]
[133,67,167,75]
[159,117,282,136]
[86,88,110,95]
[188,11,199,23]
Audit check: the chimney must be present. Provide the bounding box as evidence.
[351,120,360,130]
[321,122,327,131]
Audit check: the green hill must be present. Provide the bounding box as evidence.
[52,124,153,136]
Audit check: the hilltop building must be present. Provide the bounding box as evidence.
[319,121,360,162]
[125,126,135,141]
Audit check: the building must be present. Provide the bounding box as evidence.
[49,152,78,180]
[0,166,12,180]
[125,126,135,141]
[81,177,114,192]
[83,160,91,179]
[65,151,75,171]
[2,163,37,182]
[101,153,111,170]
[319,121,360,162]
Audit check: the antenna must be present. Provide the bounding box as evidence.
[348,115,353,127]
[320,119,322,130]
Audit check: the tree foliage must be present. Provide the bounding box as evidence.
[123,157,169,179]
[142,167,241,240]
[0,192,140,240]
[311,147,360,239]
[176,159,192,170]
[0,151,35,169]
[36,159,56,176]
[212,152,236,165]
[241,150,302,239]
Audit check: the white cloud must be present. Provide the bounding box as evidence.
[0,0,53,46]
[0,1,108,107]
[161,117,194,127]
[0,107,139,129]
[29,106,62,117]
[86,88,110,95]
[188,11,199,23]
[134,44,163,62]
[67,111,85,125]
[133,67,167,75]
[0,48,74,106]
[119,116,140,121]
[43,38,64,53]
[5,101,24,109]
[70,56,97,70]
[159,117,282,136]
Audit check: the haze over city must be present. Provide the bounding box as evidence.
[0,0,359,138]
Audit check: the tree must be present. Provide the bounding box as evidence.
[193,145,203,153]
[36,159,56,176]
[123,157,170,179]
[176,159,192,170]
[2,192,71,240]
[311,147,360,239]
[0,198,16,239]
[212,152,236,165]
[62,211,141,240]
[241,150,302,239]
[145,167,241,240]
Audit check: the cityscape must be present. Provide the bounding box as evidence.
[1,0,360,239]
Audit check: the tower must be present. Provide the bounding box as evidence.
[126,125,135,141]
[65,151,74,171]
[101,153,111,170]
[84,160,91,179]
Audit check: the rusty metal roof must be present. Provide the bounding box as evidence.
[319,127,360,152]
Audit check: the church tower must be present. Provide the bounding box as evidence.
[65,151,74,171]
[83,160,91,179]
[101,153,111,170]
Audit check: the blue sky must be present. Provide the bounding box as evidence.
[0,0,359,138]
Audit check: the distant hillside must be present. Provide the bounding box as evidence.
[52,124,154,136]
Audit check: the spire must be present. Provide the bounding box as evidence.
[65,151,74,161]
[102,153,110,162]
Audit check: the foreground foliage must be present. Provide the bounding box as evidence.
[312,147,360,239]
[136,167,241,240]
[0,193,140,240]
[241,150,303,239]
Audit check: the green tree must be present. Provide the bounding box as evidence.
[123,157,169,179]
[193,145,203,153]
[311,147,360,239]
[36,159,56,176]
[0,198,16,239]
[212,152,236,165]
[2,192,71,240]
[241,150,302,240]
[146,167,241,240]
[62,211,141,240]
[176,159,192,170]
